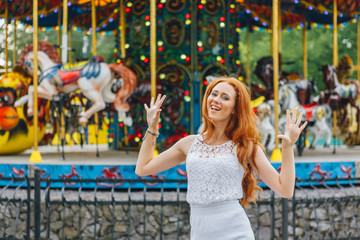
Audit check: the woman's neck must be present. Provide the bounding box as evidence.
[204,128,230,145]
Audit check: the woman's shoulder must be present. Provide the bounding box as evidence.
[174,134,198,155]
[177,134,198,145]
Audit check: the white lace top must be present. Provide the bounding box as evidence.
[186,135,245,204]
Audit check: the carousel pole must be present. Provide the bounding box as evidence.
[91,0,100,158]
[5,0,8,73]
[278,0,282,69]
[57,8,61,56]
[246,24,251,85]
[303,18,308,79]
[150,0,158,155]
[332,0,338,154]
[59,0,69,160]
[120,0,126,60]
[29,0,42,163]
[69,28,72,63]
[150,0,156,99]
[271,0,281,161]
[333,0,338,66]
[13,20,17,68]
[62,0,68,63]
[120,0,129,148]
[357,18,360,81]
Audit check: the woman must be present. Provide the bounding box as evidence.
[135,77,307,239]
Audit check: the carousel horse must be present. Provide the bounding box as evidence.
[321,64,359,127]
[306,104,332,149]
[253,56,274,100]
[15,41,137,126]
[278,82,333,152]
[336,55,360,95]
[256,102,275,152]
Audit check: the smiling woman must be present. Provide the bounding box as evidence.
[135,76,307,239]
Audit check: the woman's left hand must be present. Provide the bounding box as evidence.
[277,109,308,148]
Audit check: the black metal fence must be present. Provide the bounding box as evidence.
[0,169,359,240]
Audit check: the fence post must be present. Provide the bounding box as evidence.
[282,198,288,239]
[34,168,41,240]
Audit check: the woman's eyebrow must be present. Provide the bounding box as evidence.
[212,90,231,98]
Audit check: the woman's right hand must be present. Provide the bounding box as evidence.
[144,94,166,131]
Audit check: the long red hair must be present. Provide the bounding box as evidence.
[201,77,262,208]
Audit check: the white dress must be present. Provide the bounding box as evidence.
[186,135,255,240]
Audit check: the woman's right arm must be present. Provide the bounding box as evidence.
[135,94,195,176]
[135,134,195,176]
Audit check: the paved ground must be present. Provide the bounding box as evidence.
[0,143,359,165]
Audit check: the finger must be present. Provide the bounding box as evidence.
[150,97,154,107]
[296,112,303,126]
[299,121,308,131]
[286,110,290,130]
[144,103,149,111]
[158,95,166,107]
[277,134,285,139]
[291,109,297,124]
[155,94,161,105]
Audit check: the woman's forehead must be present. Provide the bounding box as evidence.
[212,82,236,96]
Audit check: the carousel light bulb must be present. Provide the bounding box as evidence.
[160,74,166,79]
[197,41,203,47]
[114,49,118,53]
[145,21,151,26]
[230,4,235,8]
[185,20,191,25]
[220,22,225,28]
[140,55,146,60]
[158,41,163,46]
[160,0,166,3]
[184,96,191,102]
[125,44,130,49]
[181,54,186,59]
[109,138,113,143]
[109,18,113,23]
[135,137,140,142]
[114,9,118,13]
[127,2,133,7]
[236,28,241,32]
[67,2,71,6]
[236,60,241,65]
[201,0,206,4]
[216,56,222,61]
[229,44,233,49]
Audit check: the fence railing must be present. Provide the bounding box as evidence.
[0,169,359,240]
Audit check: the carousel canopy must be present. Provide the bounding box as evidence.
[0,0,357,31]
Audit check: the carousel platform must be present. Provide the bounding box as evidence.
[0,143,359,184]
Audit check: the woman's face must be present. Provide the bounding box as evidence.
[207,82,237,124]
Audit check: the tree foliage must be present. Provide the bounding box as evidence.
[239,23,359,91]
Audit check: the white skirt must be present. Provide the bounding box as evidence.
[190,200,255,240]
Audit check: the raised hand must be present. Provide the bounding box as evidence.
[277,109,308,148]
[144,94,166,131]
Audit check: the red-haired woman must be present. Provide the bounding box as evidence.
[136,77,307,239]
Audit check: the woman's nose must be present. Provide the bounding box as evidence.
[213,96,220,103]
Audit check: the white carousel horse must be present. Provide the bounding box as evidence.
[256,102,275,152]
[306,104,332,148]
[278,82,333,149]
[15,42,137,126]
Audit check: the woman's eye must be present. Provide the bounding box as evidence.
[211,92,217,96]
[223,96,229,100]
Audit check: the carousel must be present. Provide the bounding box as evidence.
[0,0,359,182]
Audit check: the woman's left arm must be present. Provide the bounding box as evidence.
[251,109,307,198]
